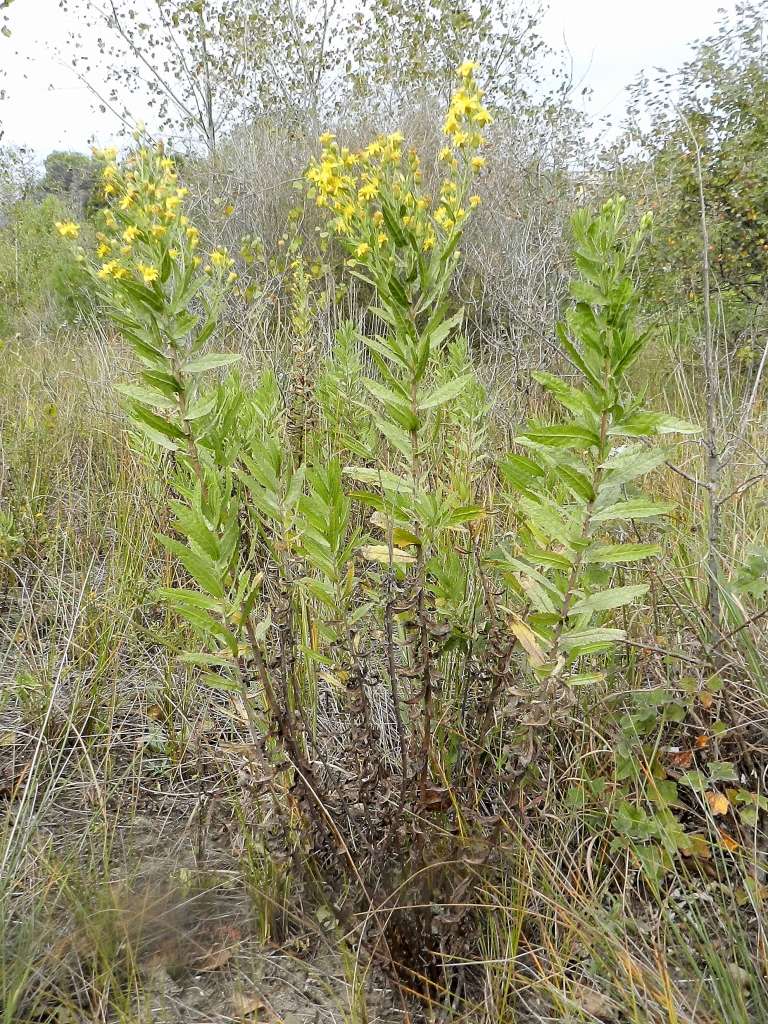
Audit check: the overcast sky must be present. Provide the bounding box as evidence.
[0,0,740,155]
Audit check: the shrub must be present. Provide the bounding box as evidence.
[0,195,96,333]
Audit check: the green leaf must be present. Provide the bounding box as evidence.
[555,465,595,502]
[600,445,668,485]
[592,498,675,522]
[559,626,626,653]
[586,543,661,564]
[419,373,472,411]
[425,308,464,350]
[343,466,411,493]
[130,403,185,440]
[499,453,545,494]
[679,769,708,793]
[531,371,594,415]
[518,424,599,449]
[157,534,225,598]
[182,352,241,374]
[115,382,177,411]
[708,761,738,783]
[609,412,700,437]
[569,584,650,615]
[362,378,413,413]
[177,651,233,668]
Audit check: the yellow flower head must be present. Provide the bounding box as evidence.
[97,260,119,280]
[358,181,379,202]
[458,60,479,79]
[210,247,232,269]
[137,263,159,286]
[55,221,80,240]
[355,242,371,259]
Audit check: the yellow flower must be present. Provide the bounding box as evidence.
[469,195,482,209]
[423,234,436,252]
[443,113,459,136]
[355,242,371,258]
[471,156,486,171]
[358,181,379,201]
[168,248,180,260]
[151,224,167,238]
[55,221,80,240]
[210,247,232,269]
[123,226,140,243]
[457,60,479,79]
[137,263,159,286]
[377,232,389,246]
[119,192,135,210]
[97,260,119,279]
[319,131,336,146]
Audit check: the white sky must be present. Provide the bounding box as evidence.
[0,0,741,155]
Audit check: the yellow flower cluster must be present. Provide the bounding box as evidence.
[86,143,223,292]
[441,61,492,160]
[207,247,236,281]
[306,64,490,268]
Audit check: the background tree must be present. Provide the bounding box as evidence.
[624,1,768,315]
[59,0,569,152]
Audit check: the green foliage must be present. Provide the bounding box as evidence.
[0,195,95,333]
[627,1,768,304]
[40,150,105,218]
[316,321,378,459]
[497,197,698,687]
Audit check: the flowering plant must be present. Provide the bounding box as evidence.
[306,61,490,289]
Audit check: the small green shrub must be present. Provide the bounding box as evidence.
[0,195,96,333]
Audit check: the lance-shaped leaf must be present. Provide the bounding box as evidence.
[569,584,650,615]
[586,543,661,564]
[419,373,473,411]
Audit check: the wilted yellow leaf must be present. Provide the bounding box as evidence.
[369,512,419,548]
[706,790,730,816]
[507,613,547,669]
[718,829,739,852]
[360,544,416,565]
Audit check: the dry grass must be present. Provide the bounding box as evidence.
[1,285,767,1023]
